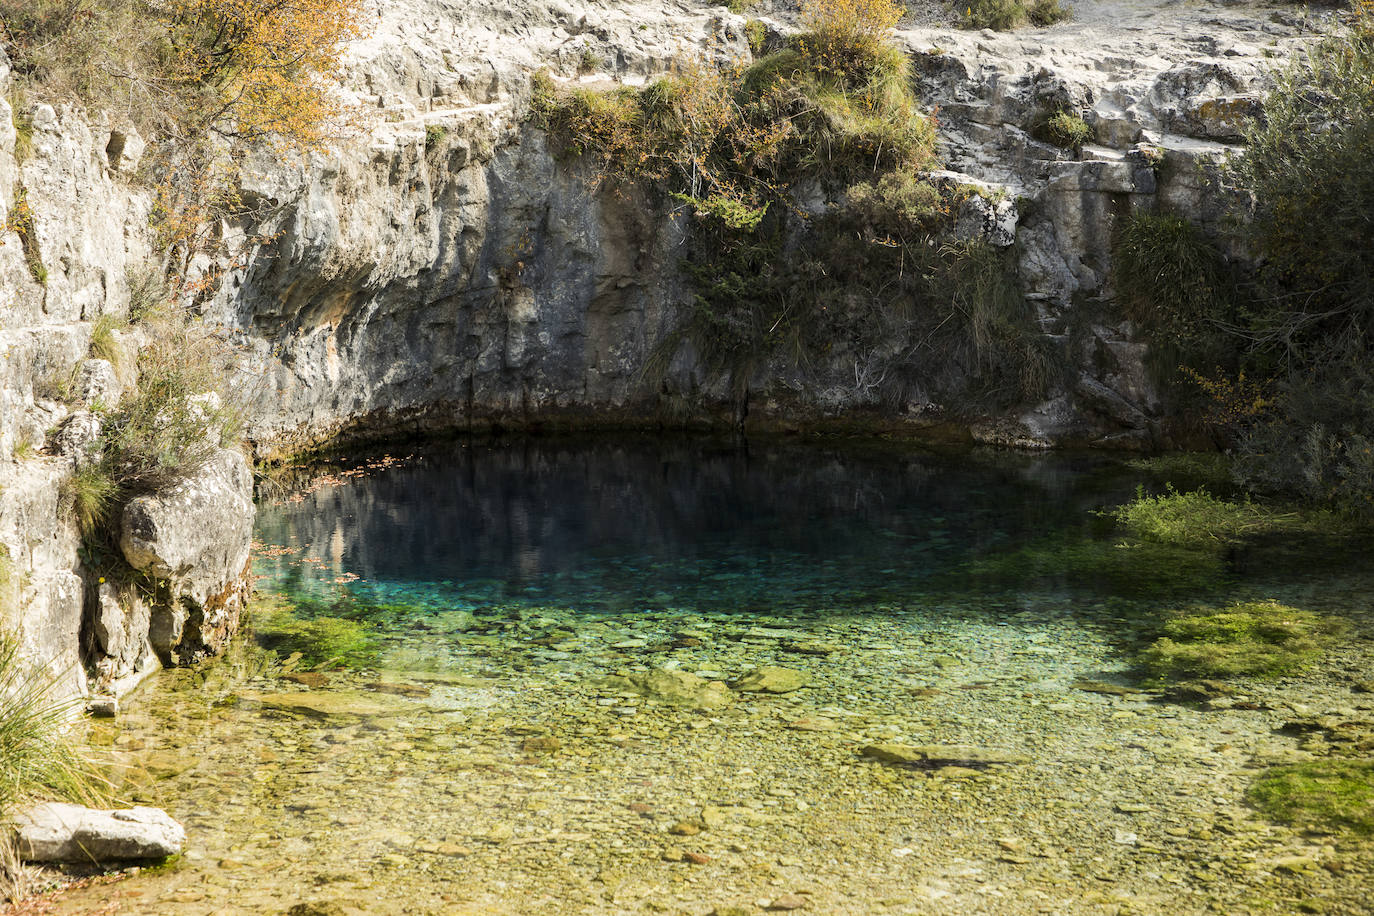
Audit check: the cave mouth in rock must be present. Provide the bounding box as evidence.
[76,435,1374,915]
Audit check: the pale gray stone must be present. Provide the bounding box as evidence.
[14,802,185,863]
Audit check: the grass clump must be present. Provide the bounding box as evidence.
[88,313,127,367]
[1111,486,1268,551]
[1111,212,1234,387]
[1034,109,1092,150]
[1111,485,1360,552]
[1247,759,1374,835]
[0,637,107,818]
[59,466,119,539]
[1139,599,1335,681]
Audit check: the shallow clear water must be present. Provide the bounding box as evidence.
[62,437,1374,916]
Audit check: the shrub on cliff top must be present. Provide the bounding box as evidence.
[961,0,1072,30]
[533,0,936,221]
[1,0,363,146]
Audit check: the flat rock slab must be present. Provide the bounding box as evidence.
[244,690,414,720]
[15,802,184,863]
[732,666,809,693]
[861,744,1028,769]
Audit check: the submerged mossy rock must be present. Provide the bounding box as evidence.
[862,744,1028,768]
[244,690,414,721]
[254,610,378,669]
[1139,600,1337,682]
[1248,759,1374,835]
[732,666,809,694]
[622,668,733,710]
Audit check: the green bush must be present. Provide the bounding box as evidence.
[1204,9,1374,511]
[1027,0,1072,26]
[1035,109,1092,150]
[1111,486,1264,551]
[847,168,945,230]
[1112,213,1232,360]
[88,312,127,368]
[1138,600,1334,681]
[423,123,448,152]
[1248,759,1374,835]
[1234,8,1374,365]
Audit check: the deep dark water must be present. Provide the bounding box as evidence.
[253,436,1175,618]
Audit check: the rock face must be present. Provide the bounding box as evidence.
[203,0,1330,456]
[14,803,185,863]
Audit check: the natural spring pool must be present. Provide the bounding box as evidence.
[54,436,1374,914]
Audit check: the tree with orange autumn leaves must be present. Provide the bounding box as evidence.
[157,0,363,147]
[2,0,366,290]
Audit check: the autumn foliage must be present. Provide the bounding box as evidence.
[0,0,363,147]
[161,0,363,146]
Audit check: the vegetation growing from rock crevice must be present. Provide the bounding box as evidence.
[535,0,1052,414]
[60,308,246,544]
[1113,6,1374,512]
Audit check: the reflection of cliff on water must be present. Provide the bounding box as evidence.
[252,435,1142,612]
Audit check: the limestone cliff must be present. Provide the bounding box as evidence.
[209,0,1327,457]
[0,49,252,698]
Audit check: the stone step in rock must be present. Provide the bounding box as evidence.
[14,802,185,863]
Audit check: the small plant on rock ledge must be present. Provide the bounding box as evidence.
[1034,109,1093,151]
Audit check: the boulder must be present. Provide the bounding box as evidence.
[625,668,733,710]
[119,448,254,664]
[14,802,184,863]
